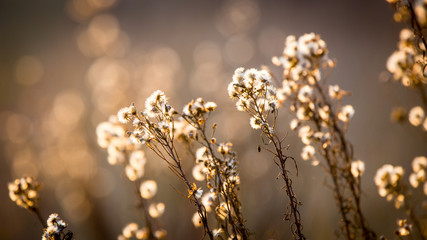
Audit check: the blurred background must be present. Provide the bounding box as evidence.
[0,0,426,239]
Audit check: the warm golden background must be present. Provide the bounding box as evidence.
[1,0,426,239]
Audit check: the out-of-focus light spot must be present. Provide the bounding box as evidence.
[53,90,85,128]
[150,47,181,72]
[15,56,44,86]
[62,189,92,223]
[258,27,286,57]
[215,0,260,37]
[93,89,127,115]
[135,47,182,93]
[190,63,224,93]
[6,113,33,144]
[67,0,97,21]
[12,146,39,178]
[66,151,95,180]
[88,14,120,43]
[88,168,116,198]
[77,14,129,57]
[87,58,130,89]
[67,0,117,22]
[89,0,117,9]
[242,149,270,179]
[220,111,250,140]
[193,41,222,66]
[40,147,66,178]
[224,35,255,64]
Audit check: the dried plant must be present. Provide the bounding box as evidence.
[8,1,427,239]
[8,177,74,240]
[266,33,376,239]
[374,157,427,239]
[96,115,165,239]
[385,0,427,130]
[228,67,305,239]
[111,91,251,239]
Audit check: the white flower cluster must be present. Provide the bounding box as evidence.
[350,160,365,178]
[42,213,69,240]
[121,91,178,145]
[272,33,333,82]
[228,67,278,131]
[96,118,147,181]
[182,97,217,118]
[408,106,427,130]
[118,222,166,240]
[396,219,412,236]
[190,142,241,233]
[272,33,355,166]
[8,177,40,210]
[409,156,427,194]
[387,28,426,87]
[374,164,405,208]
[179,97,247,238]
[386,0,427,27]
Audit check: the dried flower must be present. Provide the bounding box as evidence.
[8,177,40,210]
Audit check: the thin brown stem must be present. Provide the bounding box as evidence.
[164,141,214,240]
[192,118,249,239]
[267,131,305,240]
[312,79,376,239]
[31,207,47,229]
[134,182,156,240]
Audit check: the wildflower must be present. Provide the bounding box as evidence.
[328,85,340,99]
[139,180,157,199]
[351,160,365,178]
[375,164,404,203]
[249,116,262,129]
[396,219,411,236]
[129,151,146,170]
[192,212,203,227]
[148,202,165,218]
[298,125,312,145]
[122,222,138,238]
[297,85,313,103]
[338,105,355,122]
[408,106,425,126]
[125,153,145,182]
[409,156,427,188]
[135,228,149,239]
[318,105,330,122]
[216,202,229,220]
[204,101,217,112]
[8,177,40,210]
[96,121,126,148]
[296,107,309,121]
[153,229,167,239]
[201,192,216,212]
[192,164,207,181]
[117,106,134,124]
[42,213,69,240]
[145,90,173,118]
[195,189,203,199]
[195,147,211,163]
[217,142,232,154]
[290,118,299,130]
[301,145,315,160]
